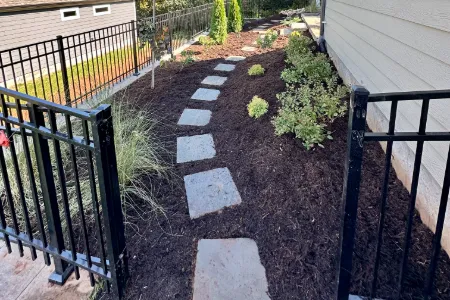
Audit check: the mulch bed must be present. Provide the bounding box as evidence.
[102,20,450,300]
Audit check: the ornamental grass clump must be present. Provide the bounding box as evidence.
[210,0,228,44]
[248,64,265,76]
[228,0,243,33]
[0,93,170,232]
[248,96,269,119]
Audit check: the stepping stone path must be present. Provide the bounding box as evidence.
[193,239,270,300]
[201,75,228,86]
[185,168,241,219]
[214,63,236,72]
[242,46,257,52]
[175,53,269,299]
[177,134,216,163]
[191,88,220,101]
[226,56,246,62]
[178,109,212,126]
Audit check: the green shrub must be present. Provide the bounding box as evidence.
[199,36,217,51]
[272,82,347,149]
[181,50,195,65]
[248,64,265,76]
[290,53,333,83]
[210,0,228,44]
[285,34,314,62]
[248,96,269,119]
[257,29,278,49]
[228,0,243,33]
[305,0,320,13]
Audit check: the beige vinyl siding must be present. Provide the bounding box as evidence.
[324,0,450,252]
[0,1,135,51]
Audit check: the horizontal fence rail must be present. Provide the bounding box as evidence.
[336,86,450,300]
[0,87,128,298]
[0,3,215,107]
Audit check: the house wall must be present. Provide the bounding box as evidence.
[0,1,136,86]
[0,1,136,50]
[323,0,450,253]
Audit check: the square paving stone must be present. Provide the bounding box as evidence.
[177,134,216,163]
[242,46,257,52]
[226,56,246,62]
[291,22,308,31]
[184,168,241,218]
[193,239,270,300]
[201,76,228,86]
[178,109,212,126]
[191,88,220,101]
[214,63,236,72]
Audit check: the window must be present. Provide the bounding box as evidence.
[93,4,111,16]
[60,7,80,21]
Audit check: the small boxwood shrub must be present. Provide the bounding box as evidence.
[248,64,265,76]
[257,30,278,49]
[248,96,269,119]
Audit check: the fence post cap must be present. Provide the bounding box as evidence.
[351,85,370,96]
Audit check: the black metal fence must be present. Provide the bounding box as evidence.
[0,3,214,107]
[336,86,450,299]
[0,87,128,298]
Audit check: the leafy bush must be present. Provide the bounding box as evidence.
[210,0,228,44]
[305,0,320,13]
[272,81,347,149]
[248,64,265,76]
[257,30,278,49]
[199,36,217,51]
[285,33,314,61]
[228,0,243,33]
[181,50,196,65]
[248,96,269,119]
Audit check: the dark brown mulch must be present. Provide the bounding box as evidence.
[103,23,450,300]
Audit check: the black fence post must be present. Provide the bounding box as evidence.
[90,104,129,299]
[56,35,71,106]
[168,12,174,58]
[131,20,140,76]
[336,86,369,300]
[29,103,74,284]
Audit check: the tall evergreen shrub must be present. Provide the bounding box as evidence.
[210,0,228,44]
[228,0,243,32]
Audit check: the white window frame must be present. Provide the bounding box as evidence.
[93,4,111,16]
[60,7,80,21]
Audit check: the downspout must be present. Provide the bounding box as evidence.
[318,0,327,53]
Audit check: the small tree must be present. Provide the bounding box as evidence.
[228,0,243,33]
[210,0,228,44]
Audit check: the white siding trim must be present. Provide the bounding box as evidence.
[93,4,112,16]
[60,7,80,21]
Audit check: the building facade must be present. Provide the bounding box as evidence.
[322,0,450,252]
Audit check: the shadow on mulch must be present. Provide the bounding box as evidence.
[100,26,450,300]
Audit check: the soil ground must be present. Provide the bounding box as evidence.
[102,20,450,300]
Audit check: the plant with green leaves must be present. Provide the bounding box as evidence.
[272,81,347,149]
[248,64,265,76]
[248,96,269,119]
[199,36,217,51]
[228,0,243,33]
[210,0,228,44]
[181,50,196,65]
[285,33,314,61]
[256,29,278,49]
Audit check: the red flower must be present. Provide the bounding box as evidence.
[0,130,10,148]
